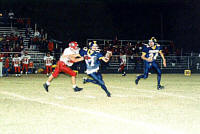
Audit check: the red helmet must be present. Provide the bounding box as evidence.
[69,41,78,50]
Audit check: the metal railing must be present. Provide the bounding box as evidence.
[1,52,200,73]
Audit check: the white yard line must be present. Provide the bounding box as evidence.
[109,86,200,102]
[54,95,96,99]
[113,94,153,98]
[0,91,184,134]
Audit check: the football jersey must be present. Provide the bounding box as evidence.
[120,55,126,65]
[60,47,80,66]
[44,56,53,66]
[81,49,103,74]
[142,44,162,62]
[13,57,21,67]
[21,55,31,64]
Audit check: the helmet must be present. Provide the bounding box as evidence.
[89,41,99,51]
[150,37,157,43]
[69,41,79,50]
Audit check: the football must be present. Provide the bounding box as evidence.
[105,51,112,59]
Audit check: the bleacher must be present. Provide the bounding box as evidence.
[18,27,34,50]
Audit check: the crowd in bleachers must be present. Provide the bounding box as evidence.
[99,40,176,57]
[0,33,24,53]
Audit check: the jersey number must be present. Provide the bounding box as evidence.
[149,53,158,60]
[86,57,95,66]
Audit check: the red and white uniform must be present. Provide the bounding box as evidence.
[21,55,31,72]
[44,56,53,74]
[119,55,126,72]
[13,57,21,73]
[52,48,79,78]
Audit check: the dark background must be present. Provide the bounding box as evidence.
[0,0,199,52]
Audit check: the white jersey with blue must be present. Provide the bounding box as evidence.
[142,44,162,62]
[81,49,104,74]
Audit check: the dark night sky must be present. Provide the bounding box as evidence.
[0,0,199,51]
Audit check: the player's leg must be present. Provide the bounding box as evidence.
[121,64,126,76]
[21,64,24,74]
[83,74,99,85]
[60,64,83,92]
[152,62,164,90]
[14,67,17,77]
[50,66,52,74]
[89,72,111,97]
[46,66,49,76]
[25,64,28,75]
[43,62,60,92]
[18,67,21,76]
[135,62,150,85]
[6,68,8,77]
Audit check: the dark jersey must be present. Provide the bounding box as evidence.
[142,44,162,62]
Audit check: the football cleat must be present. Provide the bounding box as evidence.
[135,78,139,85]
[74,86,83,92]
[43,83,49,92]
[83,77,87,84]
[122,72,126,76]
[157,85,164,90]
[106,92,111,97]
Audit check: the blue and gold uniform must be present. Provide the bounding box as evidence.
[80,46,111,97]
[135,43,164,89]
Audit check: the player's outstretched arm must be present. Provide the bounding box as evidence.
[159,51,166,67]
[69,54,84,63]
[102,57,110,62]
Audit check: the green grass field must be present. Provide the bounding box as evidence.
[0,74,200,134]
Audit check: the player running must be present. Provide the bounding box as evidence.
[12,53,21,77]
[43,41,84,92]
[118,52,127,76]
[21,51,31,75]
[44,52,54,76]
[135,37,166,90]
[81,41,112,97]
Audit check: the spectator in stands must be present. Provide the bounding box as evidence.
[34,30,40,38]
[18,33,23,44]
[28,60,34,74]
[3,57,9,77]
[48,40,54,52]
[17,18,24,28]
[163,46,169,56]
[112,47,119,62]
[26,18,31,28]
[176,48,181,62]
[0,34,3,41]
[29,37,34,50]
[169,41,175,54]
[8,10,14,20]
[25,28,31,38]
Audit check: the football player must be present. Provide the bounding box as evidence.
[21,51,31,75]
[135,38,166,90]
[12,53,21,77]
[118,51,127,76]
[43,41,84,92]
[81,41,112,97]
[44,52,54,76]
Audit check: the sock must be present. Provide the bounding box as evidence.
[101,84,110,94]
[157,75,161,85]
[46,81,50,86]
[73,85,77,88]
